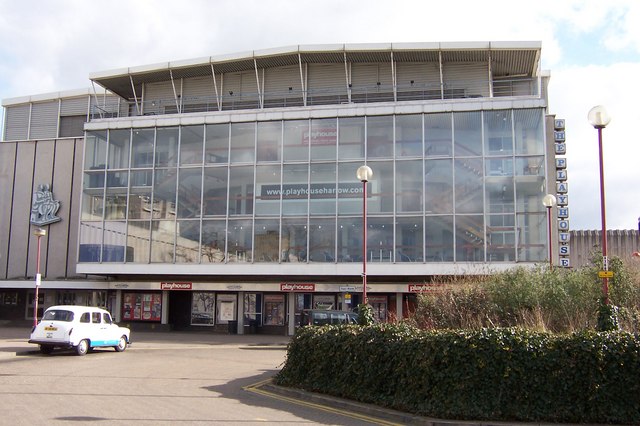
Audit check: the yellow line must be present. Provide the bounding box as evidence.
[244,380,403,426]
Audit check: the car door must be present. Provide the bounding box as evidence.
[100,312,121,346]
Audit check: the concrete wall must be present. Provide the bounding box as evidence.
[0,137,84,281]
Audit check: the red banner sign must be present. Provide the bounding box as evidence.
[161,282,193,290]
[280,283,316,292]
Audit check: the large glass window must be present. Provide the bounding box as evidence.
[257,121,281,162]
[176,219,200,263]
[228,166,254,216]
[455,215,484,262]
[264,294,285,325]
[281,218,307,263]
[108,129,131,169]
[150,219,175,262]
[128,171,152,220]
[396,114,422,157]
[337,217,361,263]
[180,125,204,166]
[484,110,513,155]
[453,111,482,156]
[283,120,309,161]
[191,292,215,325]
[155,127,179,167]
[454,158,483,213]
[103,221,126,262]
[396,159,423,213]
[203,167,228,216]
[177,168,202,219]
[201,220,226,263]
[131,129,155,168]
[254,219,280,262]
[309,218,335,262]
[282,164,308,216]
[104,172,128,220]
[396,217,423,262]
[227,219,252,262]
[425,113,452,157]
[425,159,453,214]
[366,160,394,214]
[367,115,393,158]
[127,221,150,263]
[205,123,229,164]
[255,164,281,216]
[230,122,255,163]
[517,212,546,262]
[426,215,453,261]
[367,218,394,263]
[153,169,176,219]
[514,109,544,155]
[85,131,108,170]
[338,117,365,160]
[310,118,337,161]
[487,214,516,261]
[311,163,336,215]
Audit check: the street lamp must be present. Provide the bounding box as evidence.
[356,165,373,305]
[588,105,612,305]
[33,227,47,327]
[542,194,556,269]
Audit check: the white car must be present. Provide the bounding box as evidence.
[29,305,130,356]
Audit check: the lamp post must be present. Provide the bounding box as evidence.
[542,194,556,269]
[588,105,612,305]
[33,227,47,327]
[356,165,373,305]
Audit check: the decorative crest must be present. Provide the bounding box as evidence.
[30,184,61,226]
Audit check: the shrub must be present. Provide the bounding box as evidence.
[275,325,640,424]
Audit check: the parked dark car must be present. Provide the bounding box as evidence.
[300,309,358,326]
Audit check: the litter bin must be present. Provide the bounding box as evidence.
[227,320,238,334]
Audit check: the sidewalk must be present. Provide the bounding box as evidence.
[0,325,291,357]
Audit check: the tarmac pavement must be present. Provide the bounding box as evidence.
[0,326,608,426]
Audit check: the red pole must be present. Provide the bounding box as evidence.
[547,206,553,270]
[362,179,368,305]
[33,233,42,327]
[597,127,609,304]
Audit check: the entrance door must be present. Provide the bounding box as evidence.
[168,291,191,330]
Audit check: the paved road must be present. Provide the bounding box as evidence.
[0,327,413,426]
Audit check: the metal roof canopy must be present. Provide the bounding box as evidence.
[89,41,542,101]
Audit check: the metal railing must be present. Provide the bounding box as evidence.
[90,78,540,120]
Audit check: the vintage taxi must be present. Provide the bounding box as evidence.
[29,305,130,356]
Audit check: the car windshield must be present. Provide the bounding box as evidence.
[42,310,74,322]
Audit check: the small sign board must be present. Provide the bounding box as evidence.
[598,271,614,278]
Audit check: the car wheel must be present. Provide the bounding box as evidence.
[75,339,89,356]
[114,336,127,352]
[39,345,54,355]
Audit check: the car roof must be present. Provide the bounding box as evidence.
[45,305,109,313]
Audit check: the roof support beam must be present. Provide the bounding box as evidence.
[254,59,263,109]
[90,81,103,119]
[169,69,180,114]
[344,52,351,103]
[488,51,494,98]
[210,64,221,111]
[391,51,397,102]
[438,51,444,100]
[298,53,306,106]
[129,75,141,116]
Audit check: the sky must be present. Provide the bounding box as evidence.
[0,0,638,231]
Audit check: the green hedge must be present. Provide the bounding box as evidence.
[275,324,640,424]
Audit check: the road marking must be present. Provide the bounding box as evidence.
[244,379,403,426]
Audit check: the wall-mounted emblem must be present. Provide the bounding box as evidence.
[30,184,61,226]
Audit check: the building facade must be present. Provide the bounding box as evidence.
[1,42,558,334]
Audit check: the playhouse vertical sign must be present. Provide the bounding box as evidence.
[554,119,570,267]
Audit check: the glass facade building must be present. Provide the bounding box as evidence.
[81,109,548,267]
[1,42,557,332]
